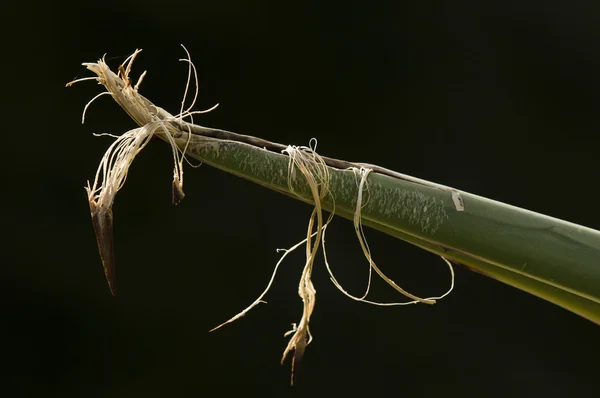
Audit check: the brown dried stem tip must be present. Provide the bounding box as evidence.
[67,47,211,294]
[89,203,117,295]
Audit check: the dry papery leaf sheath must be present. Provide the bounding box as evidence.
[68,48,455,384]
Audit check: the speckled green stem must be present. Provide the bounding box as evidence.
[167,133,600,324]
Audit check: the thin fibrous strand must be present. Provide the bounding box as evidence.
[65,76,98,87]
[320,168,373,301]
[322,166,454,305]
[178,45,199,124]
[155,118,186,203]
[82,91,112,123]
[429,256,455,300]
[209,230,321,333]
[322,224,455,306]
[351,167,374,299]
[86,124,158,207]
[93,132,121,139]
[177,105,220,120]
[347,166,434,304]
[169,45,217,201]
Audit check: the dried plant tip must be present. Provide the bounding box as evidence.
[84,125,157,293]
[89,202,117,295]
[70,47,216,293]
[289,329,307,387]
[172,177,185,205]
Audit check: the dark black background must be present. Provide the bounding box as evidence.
[3,0,600,396]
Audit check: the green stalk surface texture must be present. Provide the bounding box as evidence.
[169,134,600,324]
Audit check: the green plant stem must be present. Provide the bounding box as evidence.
[161,132,600,324]
[74,53,600,324]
